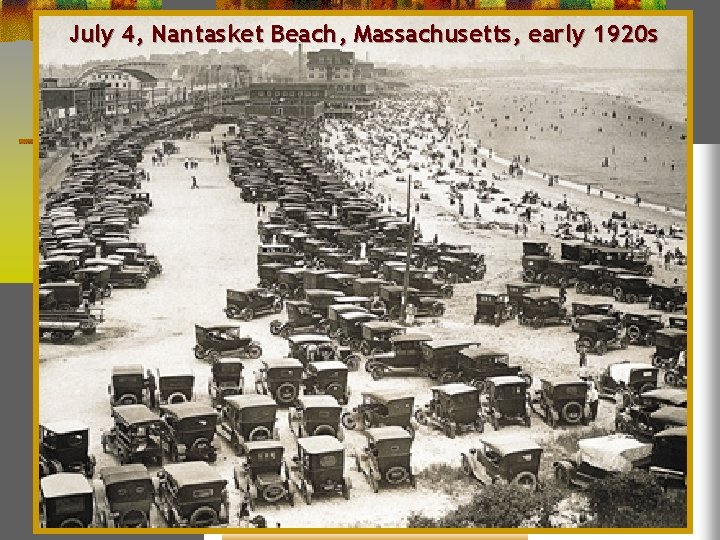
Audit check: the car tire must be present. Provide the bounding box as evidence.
[241,308,254,322]
[59,518,85,528]
[119,393,138,406]
[249,426,272,441]
[561,401,583,424]
[168,392,186,404]
[386,466,409,485]
[371,366,384,381]
[189,506,218,527]
[341,412,356,430]
[262,484,286,504]
[627,325,642,342]
[269,320,282,335]
[119,509,147,528]
[247,344,262,359]
[276,382,298,405]
[513,472,537,491]
[312,424,336,437]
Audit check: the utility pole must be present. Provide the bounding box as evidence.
[400,172,413,325]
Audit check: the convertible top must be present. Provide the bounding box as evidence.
[577,434,652,472]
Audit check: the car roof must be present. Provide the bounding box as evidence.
[366,426,413,443]
[640,388,687,406]
[361,389,414,401]
[339,311,377,321]
[335,296,372,303]
[390,333,433,343]
[225,394,277,408]
[160,402,216,419]
[195,323,242,331]
[242,440,284,452]
[479,432,542,455]
[298,435,344,454]
[304,289,344,297]
[113,404,161,425]
[264,357,304,369]
[361,321,404,331]
[431,383,477,395]
[423,339,479,350]
[42,420,88,434]
[542,376,587,386]
[488,375,526,386]
[655,426,687,438]
[163,462,225,488]
[608,362,657,383]
[41,473,93,498]
[656,328,687,337]
[577,314,617,323]
[308,360,347,371]
[99,464,150,486]
[459,347,508,358]
[650,406,687,425]
[522,292,556,300]
[299,395,341,409]
[288,334,333,344]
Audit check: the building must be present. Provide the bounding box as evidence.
[40,78,106,128]
[247,82,327,119]
[306,49,355,82]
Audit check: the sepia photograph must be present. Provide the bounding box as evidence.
[37,14,689,530]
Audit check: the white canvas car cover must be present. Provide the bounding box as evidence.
[577,434,652,472]
[608,362,654,385]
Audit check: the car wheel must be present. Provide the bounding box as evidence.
[189,506,218,527]
[664,371,678,386]
[226,306,240,319]
[533,317,542,329]
[627,325,642,342]
[269,320,282,335]
[513,472,537,491]
[241,308,254,322]
[385,466,409,485]
[276,382,298,405]
[627,294,638,304]
[371,366,384,381]
[561,401,583,424]
[247,344,262,359]
[119,509,147,528]
[341,412,356,430]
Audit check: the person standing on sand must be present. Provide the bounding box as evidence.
[257,203,261,217]
[522,224,528,237]
[514,224,519,236]
[191,176,198,189]
[587,380,599,421]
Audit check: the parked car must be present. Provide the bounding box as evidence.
[596,362,659,401]
[303,361,350,405]
[530,378,590,427]
[612,275,653,304]
[154,462,229,527]
[287,333,338,366]
[378,285,445,319]
[270,300,325,338]
[419,339,480,382]
[473,292,514,326]
[224,288,283,321]
[233,440,295,509]
[414,383,485,438]
[574,315,629,355]
[569,302,615,332]
[356,426,416,492]
[461,433,543,491]
[616,400,687,441]
[519,292,568,328]
[483,376,531,429]
[456,347,529,391]
[160,402,219,463]
[287,436,351,504]
[648,282,687,312]
[194,324,262,361]
[155,369,194,407]
[39,421,96,479]
[334,311,380,355]
[254,357,304,407]
[358,320,405,356]
[288,395,344,441]
[40,473,95,528]
[650,426,687,489]
[101,404,164,465]
[94,464,153,528]
[108,364,147,409]
[506,282,541,314]
[553,434,652,489]
[217,394,279,455]
[366,333,433,380]
[341,390,416,437]
[623,313,664,345]
[208,359,244,409]
[651,328,687,367]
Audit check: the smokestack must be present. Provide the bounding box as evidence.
[298,43,303,81]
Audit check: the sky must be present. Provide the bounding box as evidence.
[39,15,687,71]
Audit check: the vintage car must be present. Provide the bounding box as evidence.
[305,289,346,318]
[650,426,687,489]
[155,369,194,407]
[334,312,380,356]
[108,364,147,409]
[352,277,388,298]
[456,347,529,391]
[255,357,305,407]
[287,334,337,366]
[155,462,229,527]
[288,395,344,440]
[531,378,590,427]
[648,282,687,312]
[40,282,83,311]
[616,399,687,441]
[521,255,552,284]
[233,440,294,509]
[612,274,653,304]
[519,292,569,328]
[623,313,664,345]
[194,324,262,361]
[523,241,552,257]
[388,267,453,298]
[160,402,219,463]
[101,405,164,465]
[325,303,367,337]
[506,283,541,314]
[94,464,154,528]
[597,362,659,401]
[378,285,445,319]
[218,394,279,455]
[436,253,486,283]
[40,421,96,479]
[574,265,614,296]
[483,376,531,429]
[574,315,629,355]
[341,390,415,436]
[304,361,350,405]
[287,436,351,504]
[224,288,283,321]
[366,334,433,381]
[569,302,615,332]
[208,359,244,408]
[40,473,95,528]
[74,265,113,298]
[543,259,581,287]
[270,300,325,338]
[419,339,480,383]
[276,267,306,299]
[83,258,149,289]
[257,262,291,289]
[462,433,543,491]
[553,434,652,489]
[415,383,485,438]
[359,320,406,356]
[651,328,687,367]
[473,292,514,326]
[356,427,416,492]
